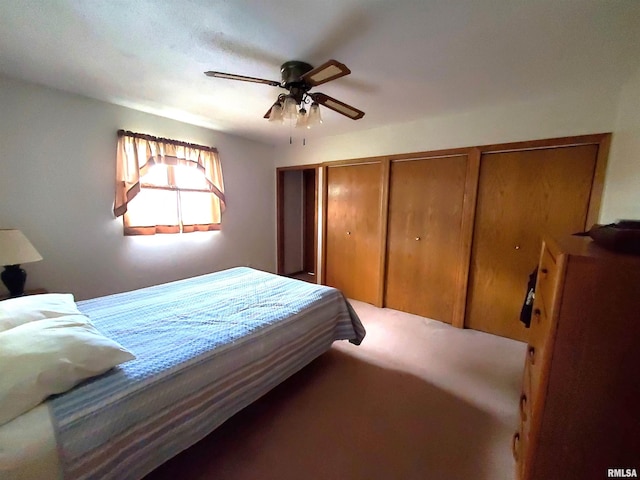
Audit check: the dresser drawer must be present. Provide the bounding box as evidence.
[519,366,532,453]
[527,304,548,404]
[525,299,549,408]
[528,295,549,357]
[536,245,559,316]
[517,343,542,480]
[526,343,544,410]
[512,429,522,465]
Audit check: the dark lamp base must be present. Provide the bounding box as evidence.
[1,264,27,298]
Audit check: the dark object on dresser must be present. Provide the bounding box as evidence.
[574,220,640,255]
[519,267,538,328]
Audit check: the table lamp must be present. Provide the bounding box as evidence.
[0,229,43,297]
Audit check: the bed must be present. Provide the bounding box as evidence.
[0,267,365,480]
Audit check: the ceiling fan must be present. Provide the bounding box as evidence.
[204,59,365,127]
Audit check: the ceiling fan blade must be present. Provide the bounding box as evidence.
[312,93,365,120]
[204,71,280,87]
[301,59,351,86]
[263,105,273,119]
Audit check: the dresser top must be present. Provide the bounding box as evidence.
[548,235,640,265]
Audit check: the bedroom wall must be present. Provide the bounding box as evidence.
[600,66,640,223]
[274,86,632,223]
[0,75,276,300]
[275,87,618,165]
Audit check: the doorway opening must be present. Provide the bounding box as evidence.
[277,166,319,283]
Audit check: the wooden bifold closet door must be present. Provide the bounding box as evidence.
[465,144,599,341]
[318,134,607,341]
[384,155,469,323]
[324,162,384,305]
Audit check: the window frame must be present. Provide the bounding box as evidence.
[114,130,225,236]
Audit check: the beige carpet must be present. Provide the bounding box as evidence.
[146,300,526,480]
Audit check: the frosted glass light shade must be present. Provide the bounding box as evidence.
[268,103,284,123]
[307,103,322,127]
[296,108,308,128]
[282,96,298,119]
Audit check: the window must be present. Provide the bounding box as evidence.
[113,130,225,235]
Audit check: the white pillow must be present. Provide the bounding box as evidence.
[0,293,82,332]
[0,314,135,426]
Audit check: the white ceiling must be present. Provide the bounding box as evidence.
[1,0,639,146]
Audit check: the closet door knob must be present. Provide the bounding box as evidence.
[415,236,421,241]
[346,231,351,235]
[515,245,521,250]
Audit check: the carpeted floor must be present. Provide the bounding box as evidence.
[146,300,526,480]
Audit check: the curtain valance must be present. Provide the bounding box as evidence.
[113,130,225,218]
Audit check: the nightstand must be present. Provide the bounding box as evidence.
[0,288,48,301]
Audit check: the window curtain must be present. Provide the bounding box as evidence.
[113,130,226,235]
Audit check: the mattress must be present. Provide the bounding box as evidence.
[0,267,364,480]
[0,404,60,480]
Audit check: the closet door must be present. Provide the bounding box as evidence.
[385,156,468,323]
[325,162,384,305]
[465,145,598,341]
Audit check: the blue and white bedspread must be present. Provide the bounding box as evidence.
[48,267,365,480]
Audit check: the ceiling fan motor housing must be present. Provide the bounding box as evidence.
[281,61,313,103]
[280,61,313,85]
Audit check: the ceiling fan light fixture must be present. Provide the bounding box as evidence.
[307,102,322,127]
[282,95,298,119]
[268,101,284,123]
[296,107,308,129]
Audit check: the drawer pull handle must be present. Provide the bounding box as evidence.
[528,346,536,365]
[519,394,528,420]
[346,231,351,235]
[512,432,520,461]
[533,308,542,325]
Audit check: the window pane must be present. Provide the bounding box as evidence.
[126,188,179,227]
[174,165,208,190]
[180,191,218,226]
[141,164,170,187]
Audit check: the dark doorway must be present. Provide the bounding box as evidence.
[277,166,318,282]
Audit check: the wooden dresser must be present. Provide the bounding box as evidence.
[513,235,640,480]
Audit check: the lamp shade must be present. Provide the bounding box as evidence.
[0,230,43,266]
